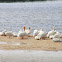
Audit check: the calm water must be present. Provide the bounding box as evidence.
[0,1,62,33]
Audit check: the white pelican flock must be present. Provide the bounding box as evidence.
[0,26,62,42]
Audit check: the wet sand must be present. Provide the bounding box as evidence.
[0,36,62,51]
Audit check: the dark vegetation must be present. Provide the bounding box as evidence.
[0,0,47,2]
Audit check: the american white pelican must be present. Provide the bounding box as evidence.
[53,38,62,42]
[17,26,26,39]
[53,32,60,38]
[33,29,39,36]
[0,32,4,36]
[25,27,31,37]
[0,30,7,36]
[49,31,61,39]
[47,26,57,38]
[38,30,47,40]
[47,30,57,38]
[5,31,13,38]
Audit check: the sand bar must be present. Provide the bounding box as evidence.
[0,36,62,51]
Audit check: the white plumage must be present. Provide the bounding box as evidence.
[17,27,26,39]
[0,32,4,36]
[53,38,62,42]
[5,31,13,38]
[54,33,60,38]
[17,30,26,38]
[35,29,47,40]
[47,30,57,38]
[0,30,7,36]
[49,32,60,39]
[13,32,17,37]
[35,35,41,40]
[33,29,39,36]
[49,35,54,39]
[38,30,47,38]
[25,27,31,36]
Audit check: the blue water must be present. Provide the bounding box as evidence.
[0,1,62,33]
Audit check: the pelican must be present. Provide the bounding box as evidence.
[5,31,13,38]
[25,27,31,37]
[47,26,57,38]
[17,26,26,39]
[49,32,60,39]
[53,38,62,42]
[0,30,7,36]
[38,30,47,40]
[33,29,39,36]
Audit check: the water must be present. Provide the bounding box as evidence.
[0,1,62,34]
[0,50,62,62]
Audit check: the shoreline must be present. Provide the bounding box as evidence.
[0,36,62,51]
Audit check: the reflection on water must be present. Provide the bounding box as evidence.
[0,1,62,33]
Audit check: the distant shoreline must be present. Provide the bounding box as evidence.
[0,1,61,3]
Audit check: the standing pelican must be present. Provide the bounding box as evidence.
[25,27,31,37]
[17,26,26,39]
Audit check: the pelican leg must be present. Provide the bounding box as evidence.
[21,37,24,39]
[4,35,6,36]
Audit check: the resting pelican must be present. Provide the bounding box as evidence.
[49,32,60,39]
[38,29,47,40]
[47,26,57,38]
[53,38,62,42]
[5,31,13,38]
[0,30,7,36]
[33,29,39,36]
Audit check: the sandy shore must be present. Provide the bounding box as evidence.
[0,36,62,51]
